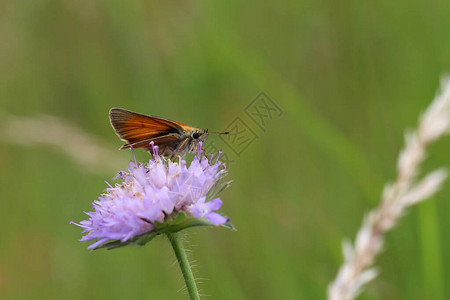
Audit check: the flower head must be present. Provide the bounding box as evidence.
[71,142,230,249]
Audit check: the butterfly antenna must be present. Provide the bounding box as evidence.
[208,131,230,135]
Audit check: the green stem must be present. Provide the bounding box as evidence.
[166,232,200,300]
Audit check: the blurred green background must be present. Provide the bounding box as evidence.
[2,1,450,299]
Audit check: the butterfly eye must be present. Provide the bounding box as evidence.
[193,132,200,139]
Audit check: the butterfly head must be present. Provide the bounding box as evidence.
[191,129,208,143]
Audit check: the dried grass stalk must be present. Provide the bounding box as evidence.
[328,77,450,300]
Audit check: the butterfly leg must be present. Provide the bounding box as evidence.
[202,147,209,159]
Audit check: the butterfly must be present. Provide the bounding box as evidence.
[109,108,228,156]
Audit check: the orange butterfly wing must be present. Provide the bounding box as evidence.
[109,108,187,149]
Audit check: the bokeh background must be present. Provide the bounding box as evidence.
[2,1,450,299]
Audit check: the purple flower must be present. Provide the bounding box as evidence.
[71,142,230,249]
